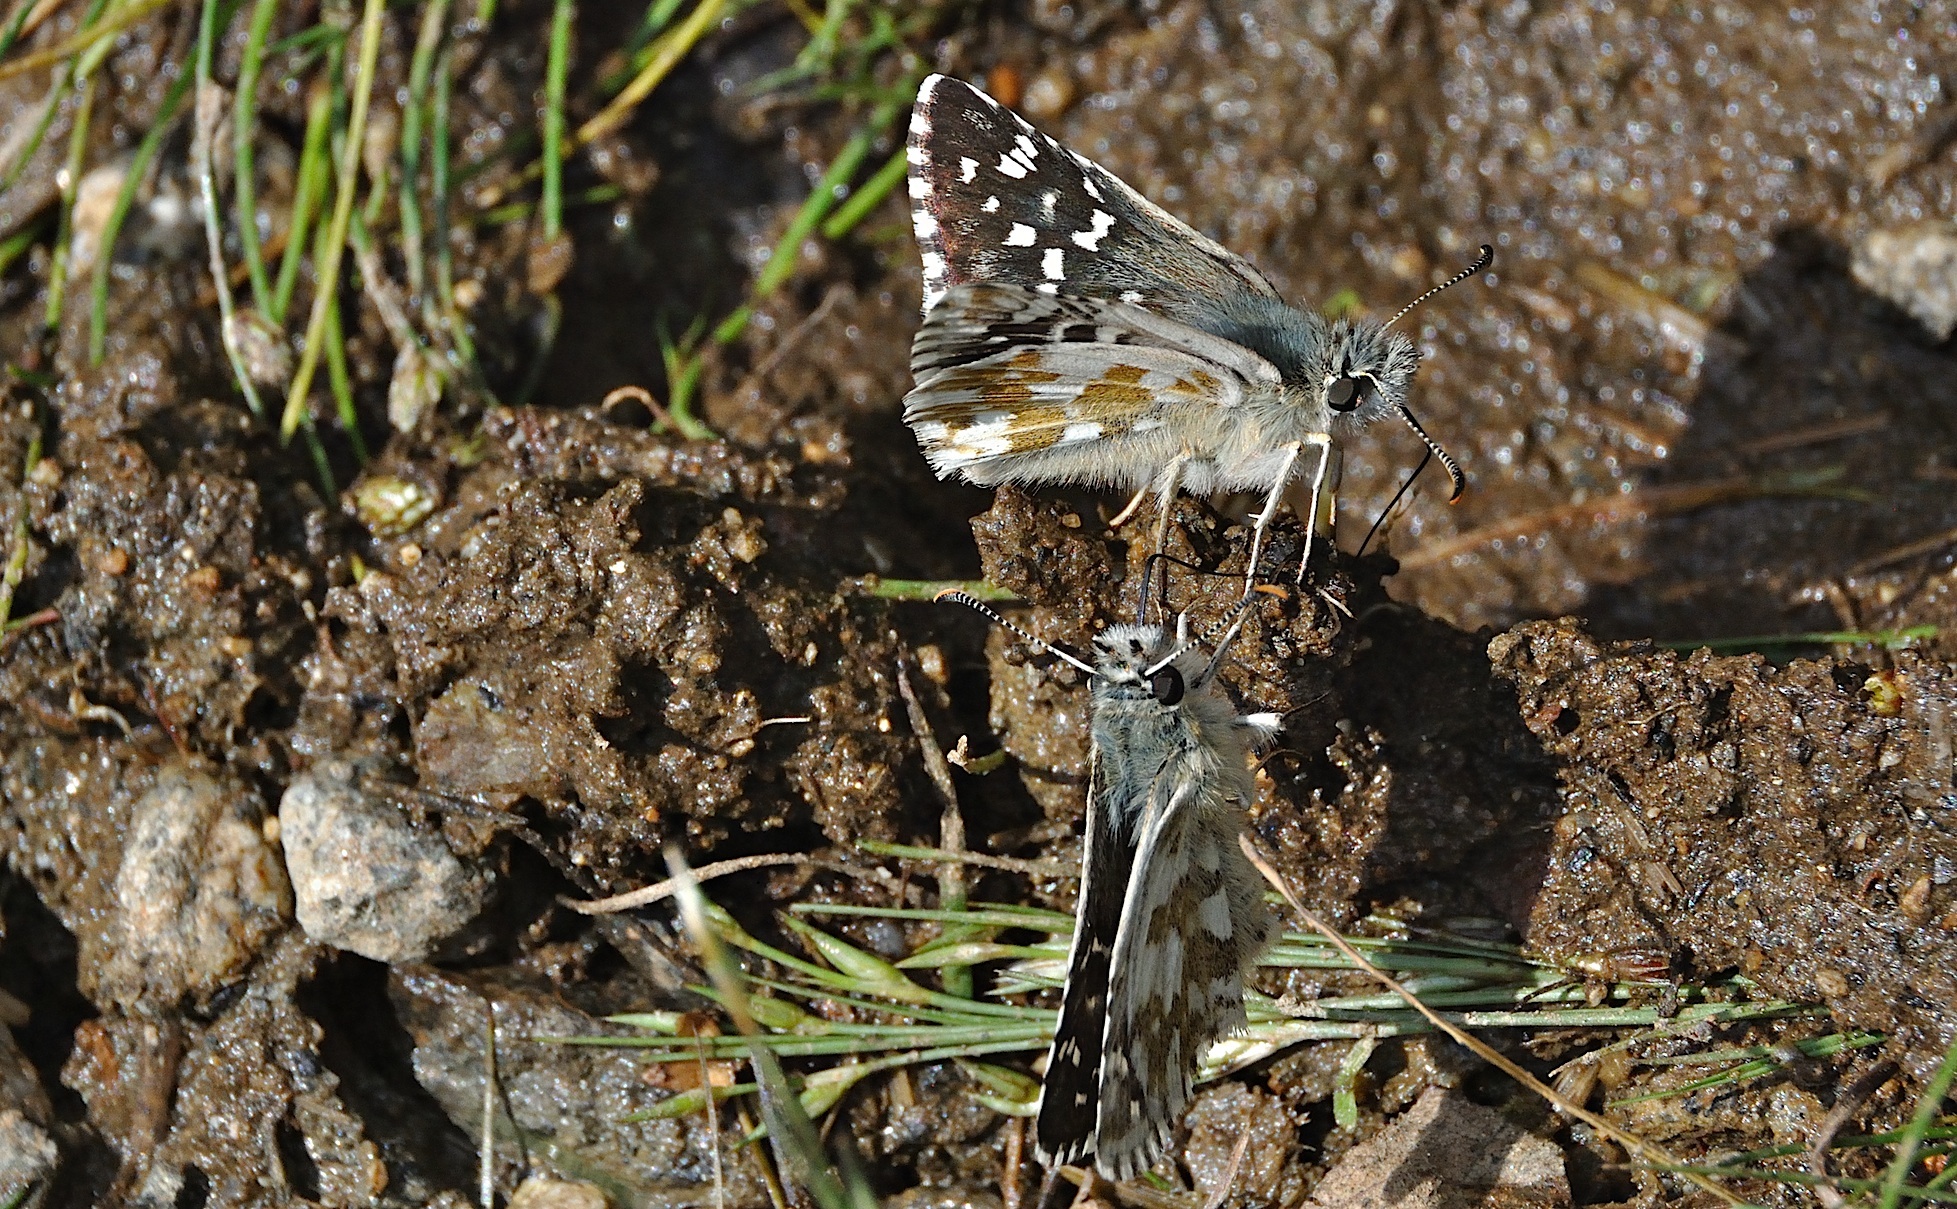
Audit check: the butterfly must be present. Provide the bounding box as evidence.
[938,588,1279,1179]
[903,73,1487,586]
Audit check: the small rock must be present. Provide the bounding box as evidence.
[1307,1087,1568,1209]
[0,1025,56,1202]
[0,1110,58,1203]
[99,765,291,1005]
[509,1177,609,1209]
[1852,223,1957,341]
[281,759,492,962]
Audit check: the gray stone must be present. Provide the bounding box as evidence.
[100,765,291,1005]
[1853,223,1957,341]
[281,760,491,962]
[0,1023,56,1201]
[1307,1087,1568,1209]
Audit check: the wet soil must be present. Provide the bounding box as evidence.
[2,1,1956,1206]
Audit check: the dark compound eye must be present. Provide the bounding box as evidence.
[1327,376,1372,412]
[1149,667,1185,706]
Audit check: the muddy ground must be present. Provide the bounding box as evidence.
[2,1,1955,1206]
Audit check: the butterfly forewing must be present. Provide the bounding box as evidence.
[1035,750,1137,1170]
[908,74,1282,316]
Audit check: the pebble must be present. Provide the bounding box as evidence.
[100,765,291,1005]
[280,759,492,963]
[1852,222,1957,340]
[0,1025,55,1203]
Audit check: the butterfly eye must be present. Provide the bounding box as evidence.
[1327,376,1371,412]
[1148,667,1185,706]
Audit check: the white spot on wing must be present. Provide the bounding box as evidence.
[1081,171,1104,201]
[1042,247,1065,280]
[1197,892,1232,939]
[1004,223,1037,247]
[1071,209,1115,250]
[958,156,979,183]
[908,175,932,199]
[995,152,1029,180]
[1040,190,1059,220]
[982,196,1000,213]
[908,107,930,137]
[1036,282,1059,294]
[913,211,939,239]
[1059,421,1101,444]
[1015,134,1040,161]
[906,144,927,167]
[1119,289,1144,303]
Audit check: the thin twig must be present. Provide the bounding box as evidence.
[479,997,497,1209]
[566,852,808,915]
[1398,477,1821,571]
[193,2,266,417]
[1807,1058,1899,1209]
[1237,833,1748,1209]
[1736,412,1889,457]
[1850,524,1957,577]
[1003,1116,1024,1209]
[897,656,973,998]
[854,841,1067,878]
[1202,1127,1255,1209]
[696,1029,726,1209]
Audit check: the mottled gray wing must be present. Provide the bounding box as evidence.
[1034,742,1138,1171]
[1091,765,1273,1181]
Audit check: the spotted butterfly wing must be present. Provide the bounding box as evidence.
[905,73,1281,317]
[1093,766,1271,1178]
[905,282,1280,487]
[1035,743,1138,1171]
[1033,623,1277,1181]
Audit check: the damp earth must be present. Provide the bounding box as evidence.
[1,2,1954,1207]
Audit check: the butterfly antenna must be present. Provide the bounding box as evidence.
[1396,403,1466,502]
[934,589,1098,676]
[1136,552,1207,625]
[1384,244,1494,330]
[1358,448,1433,557]
[1147,592,1261,680]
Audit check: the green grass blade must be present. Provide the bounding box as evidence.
[272,80,332,326]
[1878,1037,1957,1209]
[231,0,282,315]
[89,53,199,363]
[281,0,385,441]
[541,0,573,243]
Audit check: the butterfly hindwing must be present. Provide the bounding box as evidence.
[1094,763,1273,1181]
[905,283,1282,486]
[907,74,1282,315]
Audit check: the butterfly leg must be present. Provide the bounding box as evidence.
[1292,434,1334,586]
[1145,453,1188,564]
[1242,442,1301,596]
[1107,484,1151,529]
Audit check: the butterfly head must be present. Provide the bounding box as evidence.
[1089,623,1208,710]
[1316,319,1422,438]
